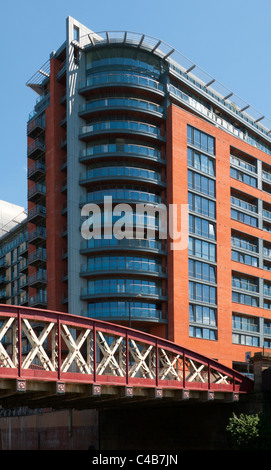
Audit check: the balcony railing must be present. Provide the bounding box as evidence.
[28,161,46,179]
[28,205,46,220]
[79,120,162,138]
[27,116,45,136]
[262,170,271,183]
[28,183,46,200]
[28,248,47,264]
[28,226,46,242]
[79,166,164,185]
[28,271,47,286]
[79,97,163,115]
[27,139,45,157]
[79,143,163,162]
[80,237,165,253]
[28,292,47,306]
[80,261,167,276]
[79,72,164,93]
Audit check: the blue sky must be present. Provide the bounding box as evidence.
[1,0,271,209]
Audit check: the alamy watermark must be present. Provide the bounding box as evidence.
[81,196,188,251]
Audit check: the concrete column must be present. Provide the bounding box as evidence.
[66,16,94,316]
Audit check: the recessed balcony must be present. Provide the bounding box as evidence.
[20,294,28,306]
[20,277,29,289]
[19,259,28,273]
[0,291,8,301]
[0,258,9,270]
[0,275,8,285]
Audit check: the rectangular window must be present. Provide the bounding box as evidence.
[189,214,216,239]
[189,237,216,261]
[232,333,259,347]
[189,193,216,219]
[187,148,215,176]
[187,125,215,155]
[188,170,215,197]
[189,281,216,304]
[189,259,216,283]
[189,325,217,341]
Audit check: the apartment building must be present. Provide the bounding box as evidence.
[22,16,271,370]
[0,201,28,306]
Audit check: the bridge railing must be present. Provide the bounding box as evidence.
[0,305,253,393]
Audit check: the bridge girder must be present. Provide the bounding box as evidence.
[0,304,253,410]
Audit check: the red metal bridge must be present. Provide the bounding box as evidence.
[0,304,253,410]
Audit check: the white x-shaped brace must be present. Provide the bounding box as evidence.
[21,319,56,371]
[159,349,181,381]
[61,324,93,374]
[186,359,207,383]
[129,340,155,379]
[96,332,125,376]
[0,317,17,368]
[212,370,229,384]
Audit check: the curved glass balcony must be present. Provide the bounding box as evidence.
[79,165,165,187]
[81,212,162,238]
[79,142,165,164]
[81,187,162,205]
[81,278,164,299]
[80,237,166,254]
[79,97,163,117]
[85,46,163,76]
[81,255,166,277]
[79,120,163,140]
[79,72,164,95]
[83,300,166,323]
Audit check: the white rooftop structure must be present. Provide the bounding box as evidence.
[0,200,27,238]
